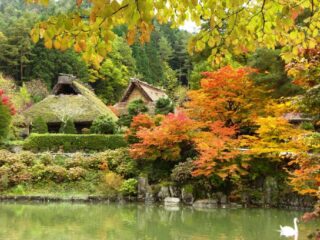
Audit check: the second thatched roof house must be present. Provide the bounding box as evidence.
[24,74,118,133]
[114,78,168,115]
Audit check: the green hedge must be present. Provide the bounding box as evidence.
[23,134,128,152]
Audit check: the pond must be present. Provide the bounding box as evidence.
[0,203,318,240]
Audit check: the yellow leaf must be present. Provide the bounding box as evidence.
[208,36,216,47]
[312,28,318,38]
[30,29,39,43]
[74,43,82,53]
[53,39,61,49]
[44,38,52,49]
[195,40,205,52]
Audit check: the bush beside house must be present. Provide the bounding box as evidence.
[23,134,128,152]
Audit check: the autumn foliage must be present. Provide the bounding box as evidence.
[0,89,15,142]
[289,154,320,196]
[129,112,199,161]
[128,66,319,207]
[129,66,261,179]
[0,89,16,115]
[185,66,262,127]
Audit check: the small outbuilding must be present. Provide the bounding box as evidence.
[113,78,168,115]
[283,112,313,124]
[24,74,118,133]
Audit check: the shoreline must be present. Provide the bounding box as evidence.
[0,195,314,211]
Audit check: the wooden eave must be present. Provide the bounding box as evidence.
[120,81,153,102]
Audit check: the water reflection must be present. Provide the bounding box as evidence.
[0,203,318,240]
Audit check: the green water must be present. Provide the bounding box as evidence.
[0,203,318,240]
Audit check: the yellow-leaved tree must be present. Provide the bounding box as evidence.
[26,0,320,67]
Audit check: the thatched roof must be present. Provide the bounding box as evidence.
[24,75,118,123]
[283,112,312,123]
[120,78,168,103]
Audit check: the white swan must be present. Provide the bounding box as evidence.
[279,217,299,240]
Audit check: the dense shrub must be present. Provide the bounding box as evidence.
[117,100,149,128]
[90,115,117,134]
[39,152,54,165]
[300,121,315,131]
[117,114,133,127]
[120,178,138,195]
[0,161,32,187]
[0,104,11,142]
[59,119,77,134]
[155,97,174,115]
[171,159,194,184]
[23,134,128,152]
[32,116,48,133]
[30,163,46,181]
[0,149,134,193]
[105,148,138,177]
[128,99,148,116]
[68,153,108,171]
[67,167,87,181]
[45,165,68,183]
[104,172,123,193]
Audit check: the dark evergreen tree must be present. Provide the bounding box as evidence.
[32,116,48,133]
[27,43,89,88]
[155,98,174,115]
[59,119,77,134]
[248,48,303,98]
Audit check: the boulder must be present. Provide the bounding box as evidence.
[137,177,155,203]
[138,177,148,199]
[193,199,218,209]
[164,197,180,206]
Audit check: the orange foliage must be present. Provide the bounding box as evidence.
[192,121,242,179]
[129,112,241,179]
[129,112,199,161]
[185,66,262,127]
[128,65,319,193]
[126,114,156,143]
[288,154,320,197]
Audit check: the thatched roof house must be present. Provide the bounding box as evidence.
[283,112,312,124]
[24,74,118,133]
[114,78,168,115]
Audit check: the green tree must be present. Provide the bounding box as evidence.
[30,0,320,70]
[162,62,178,99]
[32,116,48,133]
[27,43,89,87]
[89,36,136,104]
[158,36,173,62]
[90,115,117,134]
[300,85,320,125]
[118,100,149,127]
[128,99,148,116]
[189,60,212,90]
[59,119,77,134]
[155,98,174,115]
[0,17,34,83]
[248,48,302,98]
